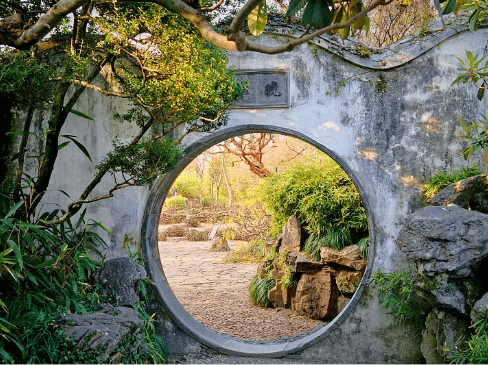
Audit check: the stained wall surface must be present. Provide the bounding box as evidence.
[33,18,488,363]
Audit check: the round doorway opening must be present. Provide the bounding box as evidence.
[142,126,375,356]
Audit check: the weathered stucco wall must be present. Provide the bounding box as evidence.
[34,18,488,363]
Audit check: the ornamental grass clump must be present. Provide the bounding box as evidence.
[248,275,275,308]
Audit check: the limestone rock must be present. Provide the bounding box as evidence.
[337,295,350,313]
[421,308,470,363]
[256,261,268,280]
[268,282,284,308]
[280,215,302,253]
[335,269,363,294]
[282,282,297,308]
[209,235,230,252]
[397,206,488,277]
[289,252,324,273]
[320,245,366,271]
[59,304,146,363]
[264,236,279,256]
[293,268,339,320]
[397,205,488,314]
[471,292,488,325]
[94,257,146,307]
[428,174,488,213]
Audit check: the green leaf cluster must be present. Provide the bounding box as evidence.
[172,172,202,199]
[0,52,55,106]
[101,137,182,186]
[449,306,488,364]
[422,164,482,199]
[452,51,488,101]
[372,270,425,326]
[285,0,370,39]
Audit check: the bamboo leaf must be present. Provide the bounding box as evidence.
[7,240,23,270]
[69,109,94,120]
[61,135,92,162]
[5,201,23,219]
[57,141,71,151]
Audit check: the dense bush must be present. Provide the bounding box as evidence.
[165,195,187,208]
[259,159,368,252]
[172,172,202,199]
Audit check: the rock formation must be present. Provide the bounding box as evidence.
[254,216,366,321]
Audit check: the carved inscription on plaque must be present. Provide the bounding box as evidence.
[233,70,290,108]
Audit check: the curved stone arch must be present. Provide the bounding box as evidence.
[141,124,376,357]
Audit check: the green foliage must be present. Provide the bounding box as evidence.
[0,52,55,106]
[172,172,202,199]
[96,4,246,131]
[372,270,425,326]
[222,240,265,264]
[285,0,370,39]
[422,164,482,199]
[449,307,488,364]
[303,229,352,261]
[452,51,488,101]
[279,265,296,289]
[248,275,275,308]
[0,196,167,363]
[0,196,105,362]
[259,159,368,241]
[200,196,213,207]
[101,137,182,186]
[165,195,187,208]
[357,236,369,260]
[458,114,488,160]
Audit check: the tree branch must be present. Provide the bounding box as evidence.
[199,0,225,12]
[13,0,90,50]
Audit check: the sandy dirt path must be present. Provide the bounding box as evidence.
[158,236,323,340]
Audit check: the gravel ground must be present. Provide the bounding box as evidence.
[158,229,323,340]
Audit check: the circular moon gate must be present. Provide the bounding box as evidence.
[141,125,376,357]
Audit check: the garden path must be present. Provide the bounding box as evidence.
[158,229,323,340]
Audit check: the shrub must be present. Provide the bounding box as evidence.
[200,196,213,207]
[165,195,187,208]
[248,275,276,307]
[357,236,369,259]
[172,172,202,199]
[259,159,368,240]
[422,164,482,199]
[222,240,265,264]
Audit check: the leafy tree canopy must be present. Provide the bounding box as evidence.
[1,2,245,224]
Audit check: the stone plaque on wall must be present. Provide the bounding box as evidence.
[232,69,290,108]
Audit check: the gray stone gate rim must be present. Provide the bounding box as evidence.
[141,125,375,356]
